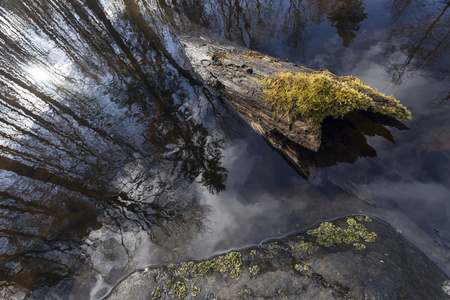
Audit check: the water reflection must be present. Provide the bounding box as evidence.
[152,115,228,194]
[173,0,449,99]
[266,111,404,179]
[170,0,370,56]
[327,0,368,47]
[0,0,449,298]
[385,0,450,87]
[0,0,226,298]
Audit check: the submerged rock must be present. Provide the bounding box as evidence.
[106,216,448,299]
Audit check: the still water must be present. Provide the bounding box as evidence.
[0,0,448,298]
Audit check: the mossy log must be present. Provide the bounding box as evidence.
[172,9,410,155]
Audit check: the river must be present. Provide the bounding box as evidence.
[0,0,449,299]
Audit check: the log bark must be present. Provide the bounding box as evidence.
[176,23,322,151]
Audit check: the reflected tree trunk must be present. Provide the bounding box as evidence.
[385,0,450,87]
[0,0,228,298]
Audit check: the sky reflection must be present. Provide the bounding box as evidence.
[0,0,449,298]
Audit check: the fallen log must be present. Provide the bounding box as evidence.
[166,6,411,168]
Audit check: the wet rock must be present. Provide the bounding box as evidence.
[106,216,449,299]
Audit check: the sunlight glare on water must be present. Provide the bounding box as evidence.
[27,66,51,83]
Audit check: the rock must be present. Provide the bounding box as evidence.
[106,216,449,300]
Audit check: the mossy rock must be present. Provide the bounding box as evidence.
[107,216,448,300]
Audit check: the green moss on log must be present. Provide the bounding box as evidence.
[261,71,411,129]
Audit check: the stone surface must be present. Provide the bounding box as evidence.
[106,216,449,300]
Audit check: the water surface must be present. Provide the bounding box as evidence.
[0,0,449,298]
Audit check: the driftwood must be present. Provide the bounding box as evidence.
[167,7,408,176]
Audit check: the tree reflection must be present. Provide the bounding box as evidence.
[168,0,315,56]
[168,0,370,56]
[0,0,227,298]
[154,113,228,194]
[327,0,368,47]
[385,0,450,89]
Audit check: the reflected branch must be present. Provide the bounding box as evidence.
[385,1,450,84]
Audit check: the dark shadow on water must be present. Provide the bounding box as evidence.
[268,111,407,179]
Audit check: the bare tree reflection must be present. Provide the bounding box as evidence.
[0,0,227,298]
[153,113,228,194]
[168,0,370,56]
[385,0,450,89]
[168,0,315,56]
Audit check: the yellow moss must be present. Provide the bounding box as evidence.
[353,243,366,250]
[151,287,162,299]
[292,239,319,252]
[250,249,257,256]
[165,279,172,290]
[191,251,243,278]
[347,217,357,226]
[240,51,267,59]
[294,262,310,272]
[260,72,411,129]
[237,288,252,297]
[178,261,194,275]
[249,265,260,275]
[191,286,201,297]
[192,261,212,275]
[214,252,243,272]
[171,281,187,300]
[209,51,230,65]
[307,216,377,250]
[228,267,242,279]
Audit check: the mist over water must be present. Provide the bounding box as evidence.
[0,0,449,298]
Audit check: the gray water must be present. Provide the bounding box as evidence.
[0,0,448,299]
